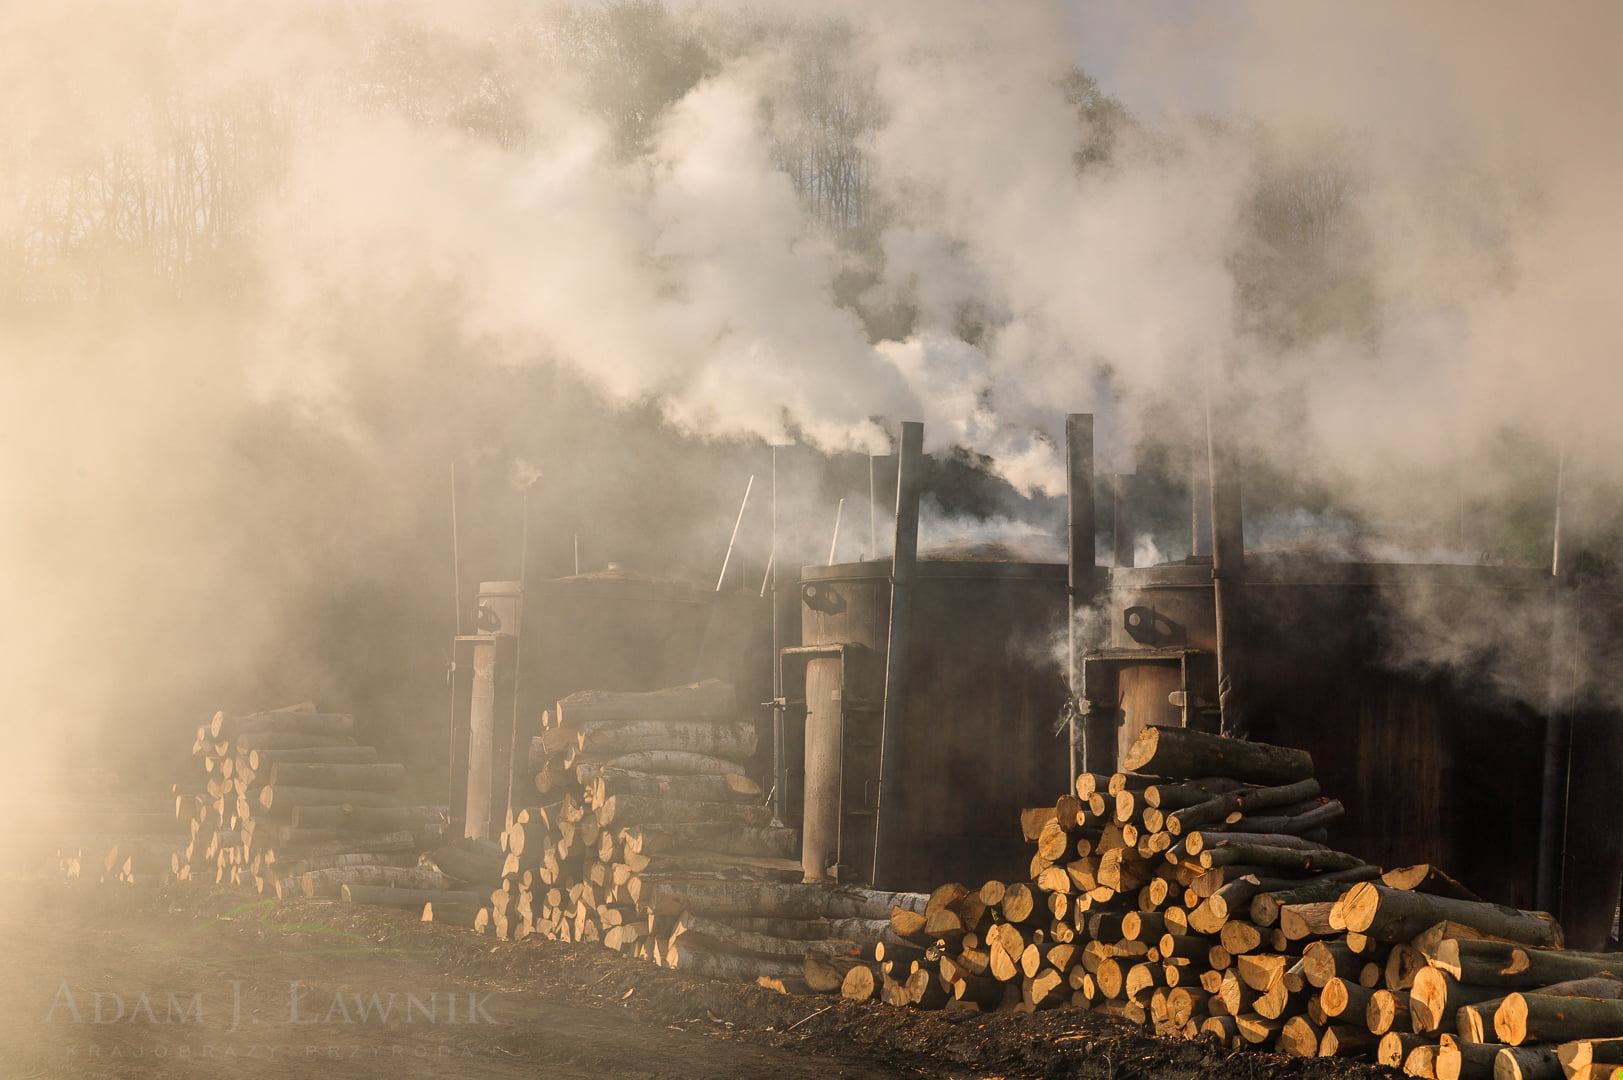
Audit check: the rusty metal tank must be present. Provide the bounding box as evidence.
[1095,555,1559,909]
[453,564,769,836]
[517,563,770,767]
[520,564,763,708]
[794,548,1071,893]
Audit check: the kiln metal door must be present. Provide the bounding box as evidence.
[1116,662,1184,762]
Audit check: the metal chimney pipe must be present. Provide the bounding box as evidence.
[871,421,923,889]
[1535,449,1573,913]
[1066,414,1098,779]
[1207,399,1250,738]
[1113,473,1135,570]
[769,447,787,824]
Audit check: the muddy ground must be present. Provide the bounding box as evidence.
[0,882,1405,1080]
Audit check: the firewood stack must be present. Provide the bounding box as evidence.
[170,701,446,896]
[408,679,932,984]
[829,724,1623,1080]
[53,795,190,886]
[449,680,794,945]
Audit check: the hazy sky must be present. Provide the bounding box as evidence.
[1065,0,1241,114]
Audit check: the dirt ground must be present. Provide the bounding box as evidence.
[0,882,1404,1080]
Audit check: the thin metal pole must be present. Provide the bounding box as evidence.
[769,447,786,823]
[1207,393,1250,739]
[872,422,924,888]
[827,498,845,565]
[447,460,464,819]
[451,461,463,635]
[573,534,580,576]
[1536,446,1572,913]
[1551,447,1567,578]
[868,454,878,560]
[1066,414,1097,780]
[1113,474,1135,569]
[503,488,531,817]
[715,475,755,592]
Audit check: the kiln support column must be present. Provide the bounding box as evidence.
[1207,400,1250,739]
[1068,414,1112,773]
[871,421,923,890]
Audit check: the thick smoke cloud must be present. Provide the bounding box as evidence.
[3,0,1620,800]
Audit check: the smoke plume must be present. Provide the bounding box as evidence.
[3,0,1621,799]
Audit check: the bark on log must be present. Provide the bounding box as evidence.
[669,914,860,961]
[553,680,737,725]
[1236,1012,1283,1045]
[595,795,770,829]
[213,711,355,739]
[1321,1025,1376,1057]
[1408,1044,1441,1078]
[290,805,443,832]
[1369,989,1411,1035]
[1121,726,1315,786]
[341,885,485,907]
[1322,977,1376,1018]
[1409,968,1501,1033]
[1247,868,1382,926]
[590,770,761,804]
[258,786,401,814]
[601,750,751,775]
[1280,1016,1325,1056]
[1457,980,1623,1043]
[268,763,406,791]
[666,943,801,983]
[1493,1046,1562,1080]
[290,852,413,874]
[622,851,801,882]
[1341,884,1563,948]
[574,721,758,761]
[644,881,925,921]
[1147,780,1246,809]
[804,954,873,993]
[302,865,449,898]
[1503,947,1623,986]
[1167,779,1324,836]
[1197,844,1364,873]
[1495,994,1623,1046]
[1413,921,1521,958]
[1281,902,1339,940]
[1237,954,1290,993]
[841,964,879,1001]
[889,906,928,940]
[248,746,380,768]
[1436,1035,1501,1080]
[691,916,823,940]
[1184,831,1331,855]
[619,823,798,860]
[1559,1038,1623,1072]
[253,829,418,857]
[1230,799,1346,836]
[236,732,359,752]
[1382,1033,1432,1067]
[423,844,505,885]
[1302,940,1361,988]
[1387,945,1429,992]
[1431,939,1529,985]
[1383,864,1484,902]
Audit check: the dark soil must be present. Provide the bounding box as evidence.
[0,881,1405,1080]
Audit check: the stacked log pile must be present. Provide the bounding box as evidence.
[168,701,446,896]
[831,725,1623,1079]
[404,680,930,984]
[53,794,190,886]
[448,680,794,946]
